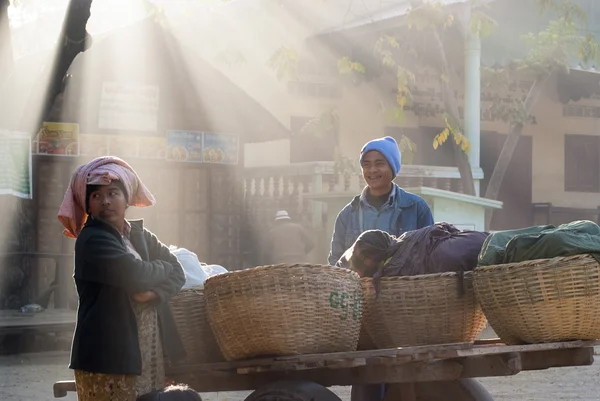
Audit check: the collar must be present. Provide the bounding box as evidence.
[125,219,145,237]
[359,185,397,204]
[350,184,416,209]
[84,217,144,238]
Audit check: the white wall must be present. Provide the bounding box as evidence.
[244,139,290,167]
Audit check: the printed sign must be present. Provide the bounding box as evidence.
[37,122,79,156]
[203,132,239,165]
[99,82,159,132]
[0,131,32,199]
[166,130,203,162]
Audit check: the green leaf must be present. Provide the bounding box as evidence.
[267,46,299,81]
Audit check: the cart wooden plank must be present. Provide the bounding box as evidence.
[166,339,600,376]
[0,309,76,335]
[54,340,598,396]
[167,342,475,375]
[167,353,519,391]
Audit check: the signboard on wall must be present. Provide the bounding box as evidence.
[203,132,239,165]
[166,130,203,162]
[0,130,32,199]
[166,131,239,164]
[37,122,79,156]
[98,82,160,132]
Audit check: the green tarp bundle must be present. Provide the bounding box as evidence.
[478,220,600,267]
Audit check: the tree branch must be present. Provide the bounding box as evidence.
[483,72,551,228]
[0,0,12,80]
[20,0,94,135]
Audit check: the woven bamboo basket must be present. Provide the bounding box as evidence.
[204,264,363,361]
[473,254,600,345]
[166,288,223,368]
[357,325,377,350]
[362,272,487,348]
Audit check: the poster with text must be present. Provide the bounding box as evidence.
[98,82,159,132]
[37,122,79,156]
[202,132,239,164]
[0,131,32,199]
[166,130,203,162]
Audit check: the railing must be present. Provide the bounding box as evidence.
[241,162,484,264]
[242,161,484,228]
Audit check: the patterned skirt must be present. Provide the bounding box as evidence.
[132,301,165,397]
[74,371,136,401]
[75,302,164,399]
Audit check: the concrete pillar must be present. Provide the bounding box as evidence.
[464,22,482,196]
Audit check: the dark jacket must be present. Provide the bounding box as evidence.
[265,220,315,264]
[70,218,186,375]
[328,185,434,265]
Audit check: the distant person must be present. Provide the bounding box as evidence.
[264,210,315,265]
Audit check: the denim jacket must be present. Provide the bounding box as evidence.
[327,184,434,265]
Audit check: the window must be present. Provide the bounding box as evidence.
[564,134,600,192]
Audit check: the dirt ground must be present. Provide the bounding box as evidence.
[1,350,599,401]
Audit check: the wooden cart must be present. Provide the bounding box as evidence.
[53,338,598,400]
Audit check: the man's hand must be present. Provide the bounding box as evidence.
[131,291,158,303]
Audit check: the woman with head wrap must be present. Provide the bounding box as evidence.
[58,156,186,401]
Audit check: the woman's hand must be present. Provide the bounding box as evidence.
[131,291,158,303]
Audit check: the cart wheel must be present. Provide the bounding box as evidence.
[244,380,342,401]
[414,379,493,401]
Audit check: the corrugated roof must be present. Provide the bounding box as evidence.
[316,0,471,36]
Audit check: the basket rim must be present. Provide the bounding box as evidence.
[174,287,205,295]
[360,270,473,282]
[204,263,359,285]
[474,253,597,273]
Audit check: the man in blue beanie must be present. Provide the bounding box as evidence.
[328,136,434,265]
[328,136,433,401]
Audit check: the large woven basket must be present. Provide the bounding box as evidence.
[357,325,377,350]
[473,254,600,345]
[167,288,223,368]
[204,264,363,361]
[362,272,487,348]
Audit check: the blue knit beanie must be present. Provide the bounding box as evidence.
[360,136,402,176]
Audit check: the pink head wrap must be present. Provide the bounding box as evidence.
[57,156,156,238]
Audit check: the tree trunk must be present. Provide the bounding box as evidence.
[0,0,12,84]
[431,28,476,196]
[20,0,94,133]
[483,73,550,229]
[7,0,93,308]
